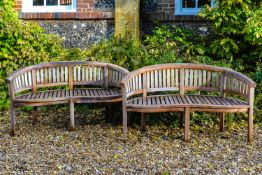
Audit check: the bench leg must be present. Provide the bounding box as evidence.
[69,100,76,131]
[179,112,184,128]
[123,109,128,142]
[32,107,38,125]
[219,113,225,132]
[10,103,16,137]
[141,113,147,131]
[248,108,253,143]
[184,107,190,142]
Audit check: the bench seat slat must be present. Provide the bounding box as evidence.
[14,88,121,103]
[127,95,248,109]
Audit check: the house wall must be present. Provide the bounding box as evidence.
[14,0,207,48]
[14,0,114,19]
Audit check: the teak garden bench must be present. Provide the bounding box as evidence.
[6,61,129,136]
[121,63,256,142]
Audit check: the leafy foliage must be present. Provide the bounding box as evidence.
[251,65,262,125]
[0,0,64,108]
[87,35,145,70]
[199,0,262,71]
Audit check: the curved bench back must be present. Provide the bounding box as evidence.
[121,63,256,103]
[6,61,129,96]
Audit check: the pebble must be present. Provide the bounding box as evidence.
[0,109,261,174]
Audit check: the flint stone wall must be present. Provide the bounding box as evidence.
[38,20,114,48]
[38,20,211,48]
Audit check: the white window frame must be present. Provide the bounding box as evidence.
[22,0,77,13]
[175,0,215,15]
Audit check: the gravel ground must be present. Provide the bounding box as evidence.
[0,107,261,174]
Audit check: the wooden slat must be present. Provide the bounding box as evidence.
[194,69,198,87]
[150,71,154,88]
[68,65,73,90]
[24,72,28,86]
[85,66,89,81]
[36,70,40,84]
[167,69,171,87]
[48,68,52,83]
[189,69,194,87]
[154,70,158,88]
[97,66,101,81]
[185,95,193,104]
[192,96,202,104]
[78,65,81,82]
[198,70,202,87]
[135,75,138,90]
[175,69,179,87]
[164,96,171,104]
[90,66,93,81]
[163,69,166,87]
[60,67,64,83]
[168,96,175,104]
[207,71,211,87]
[220,72,226,97]
[171,69,175,87]
[132,77,136,91]
[180,68,184,95]
[159,69,162,88]
[211,72,216,88]
[28,71,32,86]
[73,66,77,82]
[56,67,60,83]
[188,95,197,104]
[93,66,97,81]
[185,69,189,87]
[146,72,150,89]
[53,68,56,83]
[203,70,207,87]
[32,69,37,93]
[160,96,166,105]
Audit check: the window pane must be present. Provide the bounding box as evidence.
[198,0,211,7]
[182,0,196,8]
[60,0,72,5]
[46,0,58,6]
[33,0,44,6]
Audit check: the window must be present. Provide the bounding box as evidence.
[22,0,77,13]
[175,0,215,15]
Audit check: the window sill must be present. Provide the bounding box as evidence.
[19,12,114,20]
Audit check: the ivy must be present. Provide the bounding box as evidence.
[0,0,64,108]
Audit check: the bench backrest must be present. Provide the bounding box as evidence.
[121,63,256,103]
[6,61,129,96]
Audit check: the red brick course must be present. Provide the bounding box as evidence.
[14,0,114,20]
[14,0,201,21]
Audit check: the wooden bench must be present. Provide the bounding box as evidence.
[121,63,256,142]
[6,61,129,136]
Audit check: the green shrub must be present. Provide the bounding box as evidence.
[63,48,89,61]
[199,0,262,71]
[87,35,146,70]
[251,65,262,126]
[142,25,207,65]
[86,25,211,70]
[0,0,64,108]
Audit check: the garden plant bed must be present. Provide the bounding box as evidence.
[0,108,261,174]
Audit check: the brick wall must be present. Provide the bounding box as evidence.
[14,0,114,20]
[143,0,203,21]
[14,0,203,21]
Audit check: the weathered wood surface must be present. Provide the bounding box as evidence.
[121,63,256,143]
[6,61,129,135]
[126,95,249,109]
